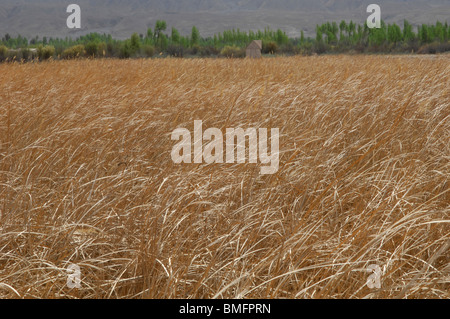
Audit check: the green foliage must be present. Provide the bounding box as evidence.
[189,44,201,55]
[167,44,184,57]
[300,30,305,44]
[0,45,8,60]
[62,45,85,59]
[0,18,448,63]
[160,34,169,51]
[191,26,200,46]
[387,24,403,44]
[275,29,289,45]
[119,40,132,59]
[316,28,323,43]
[339,20,348,34]
[263,41,278,54]
[142,45,155,57]
[147,28,153,40]
[403,20,415,42]
[220,45,245,58]
[154,20,167,40]
[199,46,219,57]
[37,45,55,60]
[418,41,450,54]
[171,28,181,44]
[130,33,141,53]
[368,21,387,46]
[20,48,31,60]
[299,41,313,55]
[85,42,98,57]
[98,42,107,57]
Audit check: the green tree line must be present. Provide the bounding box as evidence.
[0,19,449,62]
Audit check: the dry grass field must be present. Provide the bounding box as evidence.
[0,55,449,299]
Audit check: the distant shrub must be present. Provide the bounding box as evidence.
[0,45,8,61]
[119,40,132,59]
[37,45,55,60]
[107,42,119,57]
[20,48,31,60]
[436,42,450,53]
[200,46,219,57]
[5,49,20,61]
[142,45,155,57]
[263,41,278,54]
[189,44,201,55]
[347,42,363,54]
[220,45,245,58]
[406,40,420,53]
[130,33,141,54]
[418,41,450,54]
[97,42,107,57]
[279,42,298,55]
[62,45,85,59]
[313,41,328,54]
[85,42,99,57]
[166,44,184,57]
[299,42,313,56]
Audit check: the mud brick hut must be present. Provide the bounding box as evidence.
[246,40,262,58]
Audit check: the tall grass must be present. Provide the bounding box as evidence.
[0,56,448,299]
